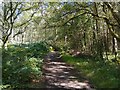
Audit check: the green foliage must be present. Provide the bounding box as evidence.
[1,2,120,89]
[19,57,42,82]
[63,55,120,88]
[27,42,49,58]
[2,42,49,88]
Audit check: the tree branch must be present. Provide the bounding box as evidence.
[62,12,87,26]
[13,24,28,38]
[105,17,120,42]
[104,2,120,26]
[14,11,37,28]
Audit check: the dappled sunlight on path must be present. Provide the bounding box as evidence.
[42,61,95,89]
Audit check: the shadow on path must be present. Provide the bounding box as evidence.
[42,58,95,90]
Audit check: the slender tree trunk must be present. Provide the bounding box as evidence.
[113,37,118,60]
[21,34,24,44]
[83,27,86,52]
[105,28,109,60]
[2,2,13,48]
[112,37,115,54]
[93,3,103,59]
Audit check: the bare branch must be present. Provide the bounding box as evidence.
[14,11,37,28]
[13,24,28,38]
[6,2,19,21]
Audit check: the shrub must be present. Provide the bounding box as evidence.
[2,42,49,88]
[3,57,42,86]
[27,42,49,58]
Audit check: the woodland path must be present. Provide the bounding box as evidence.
[40,51,95,90]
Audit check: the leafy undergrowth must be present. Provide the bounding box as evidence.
[62,55,120,88]
[2,42,49,88]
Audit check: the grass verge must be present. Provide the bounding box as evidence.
[62,55,120,88]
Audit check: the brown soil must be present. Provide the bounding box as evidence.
[41,59,95,90]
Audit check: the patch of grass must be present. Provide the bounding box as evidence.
[62,55,120,88]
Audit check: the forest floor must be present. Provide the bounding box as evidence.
[31,52,95,89]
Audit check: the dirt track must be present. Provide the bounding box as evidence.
[42,59,95,90]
